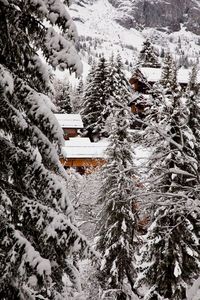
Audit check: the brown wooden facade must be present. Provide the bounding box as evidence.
[60,157,106,174]
[129,69,151,94]
[63,128,79,140]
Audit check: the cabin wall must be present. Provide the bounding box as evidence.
[131,104,138,114]
[129,80,140,92]
[63,128,78,140]
[131,104,145,114]
[60,157,106,174]
[60,157,106,168]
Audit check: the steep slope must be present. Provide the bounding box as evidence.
[71,0,144,57]
[68,0,200,81]
[109,0,200,35]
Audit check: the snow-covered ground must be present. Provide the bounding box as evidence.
[71,0,144,51]
[54,0,200,86]
[67,0,200,82]
[68,0,144,81]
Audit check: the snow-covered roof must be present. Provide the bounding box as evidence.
[140,68,161,83]
[54,113,84,129]
[64,137,91,145]
[61,138,108,159]
[129,92,150,105]
[140,67,200,84]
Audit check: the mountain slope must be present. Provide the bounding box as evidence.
[71,0,144,54]
[69,0,200,80]
[108,0,200,35]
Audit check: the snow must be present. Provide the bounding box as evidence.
[27,92,64,143]
[121,219,127,232]
[61,138,108,158]
[0,65,14,94]
[37,260,51,276]
[54,113,84,128]
[0,0,9,5]
[28,275,38,287]
[187,277,200,300]
[133,145,151,171]
[67,0,144,81]
[186,246,194,257]
[174,260,182,278]
[71,0,144,49]
[65,137,91,145]
[14,230,52,276]
[67,0,200,85]
[139,67,200,84]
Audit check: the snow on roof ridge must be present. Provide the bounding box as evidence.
[54,113,84,128]
[139,67,200,84]
[62,138,108,158]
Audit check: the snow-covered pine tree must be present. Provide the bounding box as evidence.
[81,63,98,140]
[72,78,84,113]
[143,56,179,134]
[102,54,132,136]
[186,65,200,165]
[136,67,200,300]
[81,57,109,141]
[55,80,72,114]
[96,99,139,300]
[138,39,160,68]
[115,54,132,106]
[188,64,199,93]
[0,1,95,299]
[160,51,175,90]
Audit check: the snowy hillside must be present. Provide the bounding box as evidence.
[68,0,200,80]
[70,0,144,77]
[71,0,144,50]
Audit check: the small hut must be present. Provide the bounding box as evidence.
[60,138,108,174]
[129,67,200,114]
[54,113,84,140]
[130,67,200,92]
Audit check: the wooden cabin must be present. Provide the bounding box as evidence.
[129,92,148,115]
[54,113,84,140]
[60,138,108,174]
[129,68,151,94]
[130,67,200,92]
[129,67,200,116]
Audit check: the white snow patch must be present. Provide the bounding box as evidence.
[174,260,182,278]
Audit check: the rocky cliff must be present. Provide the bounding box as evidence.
[108,0,200,35]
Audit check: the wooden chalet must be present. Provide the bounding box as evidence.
[129,67,200,93]
[60,138,108,174]
[129,68,151,94]
[54,113,84,140]
[129,92,149,115]
[129,67,200,115]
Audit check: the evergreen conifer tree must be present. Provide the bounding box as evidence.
[186,65,200,164]
[55,80,72,114]
[82,55,132,141]
[138,39,160,68]
[160,51,175,90]
[72,78,84,113]
[81,57,109,141]
[96,99,139,300]
[0,1,94,299]
[136,69,200,300]
[115,54,132,106]
[188,65,198,91]
[103,54,132,136]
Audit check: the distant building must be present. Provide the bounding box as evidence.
[54,113,84,140]
[54,114,107,173]
[129,67,200,115]
[129,67,200,93]
[60,137,108,174]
